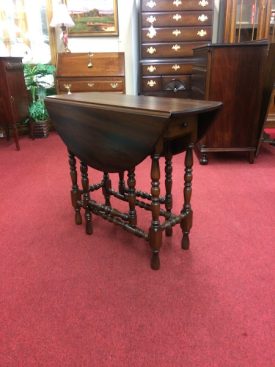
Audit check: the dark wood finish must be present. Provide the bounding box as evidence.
[55,52,125,94]
[192,42,269,164]
[139,0,214,97]
[45,92,221,270]
[0,57,29,150]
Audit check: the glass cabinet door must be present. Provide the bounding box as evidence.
[223,0,272,42]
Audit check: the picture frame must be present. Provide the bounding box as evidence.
[66,0,119,37]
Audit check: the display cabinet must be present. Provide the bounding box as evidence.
[138,0,214,97]
[0,57,29,150]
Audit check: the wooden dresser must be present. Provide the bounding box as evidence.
[55,52,125,94]
[139,0,213,97]
[0,57,29,150]
[192,42,269,164]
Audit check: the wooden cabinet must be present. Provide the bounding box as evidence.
[0,57,29,150]
[55,52,125,94]
[192,42,268,164]
[139,0,214,97]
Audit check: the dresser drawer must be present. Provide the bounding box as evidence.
[141,11,213,27]
[141,0,213,12]
[141,42,206,58]
[142,26,212,42]
[57,78,125,93]
[142,75,190,92]
[141,62,193,75]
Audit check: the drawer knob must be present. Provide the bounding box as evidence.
[173,0,182,6]
[173,14,182,21]
[172,29,181,37]
[88,83,95,88]
[147,25,157,39]
[172,44,181,51]
[146,15,156,24]
[87,52,94,68]
[147,80,156,87]
[64,84,72,94]
[147,46,157,54]
[147,65,156,72]
[198,14,208,22]
[199,0,209,7]
[110,82,118,88]
[197,29,207,37]
[146,0,156,8]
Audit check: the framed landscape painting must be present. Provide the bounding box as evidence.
[66,0,118,37]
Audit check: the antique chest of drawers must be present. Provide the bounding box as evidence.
[56,52,125,94]
[139,0,213,97]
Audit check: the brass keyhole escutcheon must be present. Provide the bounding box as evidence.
[88,52,94,68]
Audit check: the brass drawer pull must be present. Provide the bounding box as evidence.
[147,80,156,87]
[146,15,156,24]
[173,14,182,21]
[197,29,207,37]
[147,25,157,38]
[172,29,181,37]
[110,82,119,89]
[88,52,94,68]
[146,0,156,8]
[198,14,208,22]
[147,47,156,54]
[172,44,181,51]
[64,84,72,94]
[173,0,182,6]
[199,0,208,7]
[147,65,156,72]
[88,83,95,88]
[172,64,181,71]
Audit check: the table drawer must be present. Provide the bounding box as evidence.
[142,26,212,42]
[141,62,193,75]
[141,0,213,12]
[141,11,213,27]
[57,78,125,93]
[141,42,206,58]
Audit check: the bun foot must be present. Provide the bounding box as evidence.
[181,234,190,250]
[150,252,160,270]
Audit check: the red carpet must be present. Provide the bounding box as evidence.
[0,132,274,366]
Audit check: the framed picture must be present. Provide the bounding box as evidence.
[66,0,118,37]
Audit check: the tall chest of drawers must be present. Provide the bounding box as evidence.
[56,52,125,94]
[139,0,213,97]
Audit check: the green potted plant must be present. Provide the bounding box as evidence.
[23,63,56,138]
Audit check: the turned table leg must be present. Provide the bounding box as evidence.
[181,144,193,250]
[127,168,137,226]
[80,161,93,235]
[149,153,162,270]
[118,171,125,195]
[165,152,173,237]
[68,150,82,225]
[102,172,112,206]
